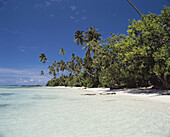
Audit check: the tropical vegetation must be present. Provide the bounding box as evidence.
[39,6,170,89]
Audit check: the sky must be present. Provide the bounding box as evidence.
[0,0,169,85]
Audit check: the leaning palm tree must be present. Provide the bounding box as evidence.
[126,0,142,17]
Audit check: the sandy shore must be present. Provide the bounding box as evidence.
[67,87,170,105]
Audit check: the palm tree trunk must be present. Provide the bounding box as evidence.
[157,74,169,89]
[110,78,115,90]
[127,0,142,17]
[85,69,95,77]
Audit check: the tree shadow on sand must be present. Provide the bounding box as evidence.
[106,88,170,95]
[124,89,170,95]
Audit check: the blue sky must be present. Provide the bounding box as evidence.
[0,0,169,85]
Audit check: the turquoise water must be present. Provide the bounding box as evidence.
[0,87,170,137]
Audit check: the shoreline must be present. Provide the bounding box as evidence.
[3,85,169,105]
[58,86,170,105]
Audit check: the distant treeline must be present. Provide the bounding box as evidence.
[40,6,170,89]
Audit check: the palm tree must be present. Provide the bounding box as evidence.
[74,27,102,87]
[39,53,53,63]
[52,61,57,67]
[85,26,101,42]
[74,27,101,55]
[83,27,101,56]
[74,30,85,46]
[39,53,48,63]
[48,65,56,78]
[58,60,66,77]
[71,53,75,60]
[127,0,142,17]
[85,27,101,87]
[59,48,68,62]
[59,48,66,56]
[40,70,44,75]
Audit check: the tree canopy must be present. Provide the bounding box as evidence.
[40,6,170,89]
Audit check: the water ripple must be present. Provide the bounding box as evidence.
[0,93,15,96]
[0,104,9,108]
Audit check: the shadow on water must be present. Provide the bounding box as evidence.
[0,104,9,108]
[0,134,4,137]
[0,93,15,96]
[32,95,58,100]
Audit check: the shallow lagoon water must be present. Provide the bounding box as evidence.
[0,87,170,137]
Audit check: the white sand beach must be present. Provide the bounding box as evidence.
[68,87,170,105]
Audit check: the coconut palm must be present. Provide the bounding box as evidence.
[74,30,85,45]
[85,27,101,86]
[59,48,66,56]
[59,48,68,62]
[127,0,142,17]
[71,53,75,60]
[52,61,57,67]
[85,26,101,42]
[74,27,101,87]
[40,70,44,75]
[74,27,101,55]
[48,65,56,78]
[39,53,48,63]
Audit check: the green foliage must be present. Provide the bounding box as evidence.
[41,6,170,89]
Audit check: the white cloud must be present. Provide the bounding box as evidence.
[24,80,28,83]
[74,19,79,22]
[34,0,64,10]
[70,16,75,20]
[82,9,87,13]
[30,79,34,82]
[18,46,26,52]
[0,0,8,11]
[14,6,18,10]
[50,0,62,2]
[45,1,52,7]
[69,7,88,23]
[34,3,43,8]
[0,68,52,85]
[50,14,54,17]
[17,45,37,52]
[0,68,26,74]
[0,28,25,35]
[70,5,76,11]
[81,16,87,20]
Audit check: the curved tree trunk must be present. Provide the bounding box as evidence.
[93,69,100,87]
[110,78,115,90]
[157,74,169,89]
[127,0,142,17]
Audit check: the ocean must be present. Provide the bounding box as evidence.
[0,86,170,137]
